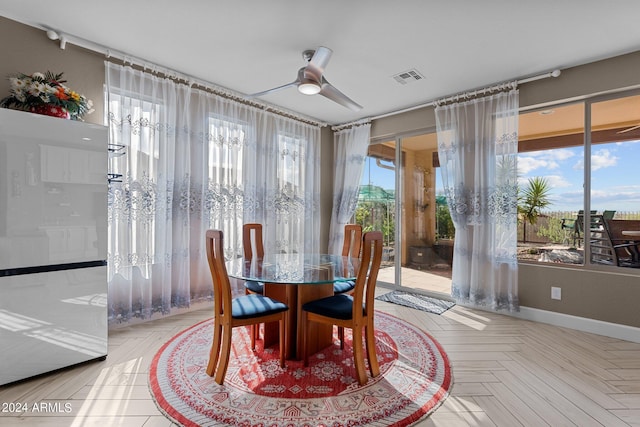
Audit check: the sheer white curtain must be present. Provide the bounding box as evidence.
[435,87,519,311]
[244,116,321,254]
[105,62,321,324]
[328,123,371,254]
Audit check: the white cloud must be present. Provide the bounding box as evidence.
[545,149,576,161]
[517,175,573,193]
[518,149,576,174]
[591,148,618,171]
[545,175,573,188]
[517,156,549,174]
[574,148,619,171]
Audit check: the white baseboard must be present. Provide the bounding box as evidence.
[511,306,640,344]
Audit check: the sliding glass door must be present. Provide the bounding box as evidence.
[354,134,452,296]
[358,141,397,287]
[396,133,452,295]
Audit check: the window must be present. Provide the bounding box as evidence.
[517,102,585,263]
[277,133,302,191]
[107,92,164,272]
[205,116,248,252]
[588,95,640,268]
[516,92,640,270]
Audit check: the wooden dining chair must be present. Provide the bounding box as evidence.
[243,223,266,343]
[333,223,363,295]
[301,231,383,385]
[205,229,288,385]
[243,223,265,295]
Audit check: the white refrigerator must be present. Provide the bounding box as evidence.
[0,108,108,385]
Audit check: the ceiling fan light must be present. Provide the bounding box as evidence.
[298,81,321,95]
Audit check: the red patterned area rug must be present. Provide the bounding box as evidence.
[149,311,452,426]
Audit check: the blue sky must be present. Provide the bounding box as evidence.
[360,157,395,190]
[518,140,640,212]
[360,140,640,213]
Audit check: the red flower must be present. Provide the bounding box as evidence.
[55,87,69,101]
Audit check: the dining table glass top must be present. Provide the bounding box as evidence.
[225,253,359,285]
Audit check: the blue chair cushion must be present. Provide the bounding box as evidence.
[302,294,357,320]
[244,280,264,294]
[232,294,288,319]
[333,280,355,294]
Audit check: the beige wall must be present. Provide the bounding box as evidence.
[0,17,105,125]
[371,50,640,140]
[2,16,639,329]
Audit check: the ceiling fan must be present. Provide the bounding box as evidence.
[246,46,363,111]
[616,123,640,134]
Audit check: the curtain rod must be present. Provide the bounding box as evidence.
[331,118,372,132]
[37,26,328,128]
[19,18,561,131]
[334,69,562,128]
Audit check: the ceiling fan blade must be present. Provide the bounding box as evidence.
[305,46,333,81]
[319,77,362,111]
[246,80,299,99]
[616,124,640,134]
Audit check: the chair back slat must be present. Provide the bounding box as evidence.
[342,224,363,258]
[206,230,233,317]
[352,231,383,321]
[243,223,264,260]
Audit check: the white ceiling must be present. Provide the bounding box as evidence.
[2,1,640,125]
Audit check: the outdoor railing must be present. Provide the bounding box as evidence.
[518,211,640,244]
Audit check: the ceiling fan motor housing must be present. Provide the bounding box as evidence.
[302,49,316,62]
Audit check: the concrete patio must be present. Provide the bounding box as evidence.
[377,265,452,296]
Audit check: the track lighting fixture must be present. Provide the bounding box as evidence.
[45,29,66,49]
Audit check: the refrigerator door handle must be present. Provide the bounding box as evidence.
[0,260,107,278]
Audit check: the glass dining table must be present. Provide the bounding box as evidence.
[226,253,359,360]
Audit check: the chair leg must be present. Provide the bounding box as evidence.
[352,325,367,385]
[278,317,285,369]
[302,312,309,367]
[246,289,262,345]
[206,322,223,377]
[365,323,379,378]
[338,326,344,349]
[214,325,233,385]
[251,325,257,350]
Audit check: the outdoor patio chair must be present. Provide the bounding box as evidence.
[561,210,596,247]
[599,219,640,268]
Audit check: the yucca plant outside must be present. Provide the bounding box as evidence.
[518,177,552,243]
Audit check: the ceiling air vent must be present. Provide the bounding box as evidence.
[392,68,424,85]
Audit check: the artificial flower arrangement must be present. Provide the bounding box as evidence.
[0,71,94,120]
